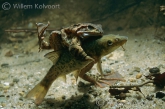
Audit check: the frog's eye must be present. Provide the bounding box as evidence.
[88,25,95,30]
[107,40,113,46]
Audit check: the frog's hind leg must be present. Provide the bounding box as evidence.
[96,72,125,88]
[79,61,125,88]
[79,61,98,85]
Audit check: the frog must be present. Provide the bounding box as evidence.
[36,22,103,62]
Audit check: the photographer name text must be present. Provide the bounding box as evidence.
[12,3,60,9]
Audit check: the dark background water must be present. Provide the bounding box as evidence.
[0,0,165,42]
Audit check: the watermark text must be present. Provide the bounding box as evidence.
[2,2,60,10]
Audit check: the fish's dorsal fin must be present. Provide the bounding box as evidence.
[57,75,67,83]
[44,51,61,64]
[72,70,80,82]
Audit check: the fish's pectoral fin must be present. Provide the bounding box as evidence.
[44,51,61,64]
[57,75,67,83]
[72,70,80,82]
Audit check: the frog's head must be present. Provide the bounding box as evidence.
[97,34,128,56]
[77,23,103,39]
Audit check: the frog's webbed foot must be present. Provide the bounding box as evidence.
[95,72,125,88]
[36,21,50,51]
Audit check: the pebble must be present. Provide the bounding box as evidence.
[146,94,154,100]
[62,95,66,100]
[78,81,85,87]
[1,63,9,68]
[149,67,160,74]
[129,71,134,75]
[118,100,126,104]
[134,39,138,42]
[19,91,25,96]
[13,78,19,83]
[156,91,165,98]
[2,82,10,89]
[5,50,13,57]
[104,69,111,73]
[101,57,107,61]
[136,73,142,79]
[133,67,141,72]
[129,78,136,82]
[19,97,24,101]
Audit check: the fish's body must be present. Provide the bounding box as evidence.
[26,34,128,105]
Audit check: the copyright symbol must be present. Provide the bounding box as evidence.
[2,2,11,10]
[96,99,105,107]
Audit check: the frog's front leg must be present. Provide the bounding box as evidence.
[36,22,50,51]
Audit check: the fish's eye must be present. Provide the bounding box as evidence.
[107,40,113,46]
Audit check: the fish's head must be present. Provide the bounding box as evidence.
[98,34,128,56]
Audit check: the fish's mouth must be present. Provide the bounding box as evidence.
[120,38,127,51]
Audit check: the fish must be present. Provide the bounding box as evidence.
[25,34,128,105]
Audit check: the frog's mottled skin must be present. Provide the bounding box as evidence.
[36,22,103,61]
[26,34,127,105]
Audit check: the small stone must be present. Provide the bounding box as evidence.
[1,63,9,68]
[119,100,126,104]
[19,91,25,96]
[3,85,10,89]
[129,78,136,82]
[133,67,141,72]
[62,95,66,100]
[157,40,161,44]
[101,57,107,61]
[5,50,14,57]
[134,39,138,42]
[83,93,90,98]
[136,73,142,79]
[146,94,154,100]
[104,69,111,73]
[156,91,165,98]
[129,71,134,75]
[19,97,24,101]
[149,67,160,74]
[13,78,19,83]
[78,81,85,87]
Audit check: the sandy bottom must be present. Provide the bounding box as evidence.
[0,27,165,109]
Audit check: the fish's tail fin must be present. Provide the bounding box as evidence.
[25,82,51,105]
